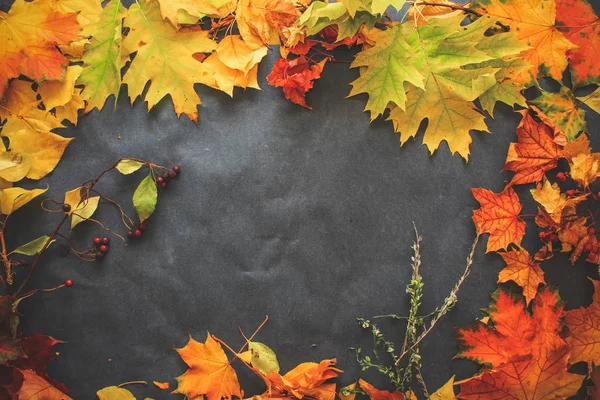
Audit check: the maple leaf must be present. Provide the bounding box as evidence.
[236,0,300,48]
[406,0,465,26]
[384,15,527,160]
[358,379,404,400]
[556,0,600,88]
[17,369,72,400]
[530,178,586,224]
[579,87,600,115]
[498,249,545,305]
[570,153,600,188]
[122,0,216,123]
[175,332,243,400]
[471,0,577,84]
[158,0,234,26]
[565,279,600,370]
[456,289,585,399]
[263,359,341,400]
[471,187,525,253]
[0,0,81,96]
[530,87,587,142]
[503,110,563,186]
[78,0,127,113]
[267,57,327,109]
[37,65,84,124]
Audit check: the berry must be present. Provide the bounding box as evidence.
[134,229,142,237]
[101,237,110,245]
[139,223,147,232]
[158,176,164,183]
[589,252,597,260]
[549,234,559,243]
[589,227,596,236]
[95,252,104,260]
[556,172,567,182]
[597,192,600,198]
[99,245,108,253]
[162,173,169,181]
[93,237,102,245]
[161,181,167,188]
[62,204,71,213]
[127,231,135,238]
[173,166,181,174]
[65,279,73,287]
[585,243,594,252]
[168,171,176,179]
[566,189,575,196]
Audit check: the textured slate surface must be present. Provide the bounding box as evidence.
[2,1,600,398]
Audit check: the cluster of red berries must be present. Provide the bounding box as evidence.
[538,229,559,243]
[156,165,181,188]
[93,236,110,260]
[584,227,598,261]
[127,223,147,240]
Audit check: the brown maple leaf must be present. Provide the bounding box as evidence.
[471,187,526,253]
[565,279,600,370]
[456,289,585,398]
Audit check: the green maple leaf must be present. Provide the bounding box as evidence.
[530,86,587,141]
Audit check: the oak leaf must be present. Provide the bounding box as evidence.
[503,110,563,186]
[530,87,587,141]
[565,279,600,369]
[122,0,217,123]
[267,57,327,109]
[175,332,243,400]
[556,0,600,88]
[471,0,577,83]
[471,187,525,253]
[498,249,545,305]
[456,289,585,399]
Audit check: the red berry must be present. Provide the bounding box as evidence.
[99,245,108,253]
[65,279,73,287]
[93,237,102,245]
[549,234,559,243]
[173,166,181,174]
[556,172,567,182]
[139,223,147,232]
[168,171,177,179]
[127,231,135,239]
[597,192,600,198]
[589,227,596,236]
[566,189,575,196]
[161,181,167,188]
[101,237,109,245]
[585,243,594,252]
[589,252,597,260]
[134,229,142,237]
[62,204,71,213]
[158,176,164,183]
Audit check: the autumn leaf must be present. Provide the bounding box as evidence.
[565,279,600,370]
[158,0,234,26]
[570,153,600,188]
[175,332,243,400]
[239,341,279,376]
[0,187,47,216]
[371,0,405,15]
[78,0,127,113]
[530,87,587,141]
[358,379,404,400]
[497,249,545,305]
[11,236,55,257]
[133,174,158,223]
[116,160,145,175]
[263,359,341,400]
[0,0,80,96]
[37,65,84,124]
[456,289,585,399]
[471,0,577,84]
[153,380,169,390]
[530,178,584,224]
[70,196,100,230]
[556,0,600,88]
[580,87,600,115]
[122,0,216,123]
[406,0,464,26]
[503,110,563,186]
[97,386,136,400]
[236,0,300,48]
[471,187,525,253]
[339,382,357,400]
[267,57,327,109]
[430,376,456,399]
[17,369,72,400]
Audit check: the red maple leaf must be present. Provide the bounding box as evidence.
[267,56,327,109]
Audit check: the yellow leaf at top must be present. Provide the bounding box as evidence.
[122,0,217,123]
[471,0,577,83]
[37,65,84,124]
[200,53,260,97]
[175,333,243,400]
[97,386,136,400]
[236,0,300,48]
[158,0,235,26]
[49,0,104,28]
[216,35,268,75]
[0,186,47,215]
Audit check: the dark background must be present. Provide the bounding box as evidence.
[2,0,600,398]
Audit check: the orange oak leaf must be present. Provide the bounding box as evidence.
[456,289,585,399]
[267,57,327,109]
[175,332,243,400]
[358,379,404,400]
[262,359,341,400]
[471,187,525,253]
[565,279,600,369]
[498,249,545,305]
[17,369,72,400]
[556,0,600,88]
[503,110,563,186]
[471,0,577,84]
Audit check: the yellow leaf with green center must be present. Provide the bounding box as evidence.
[79,0,127,113]
[377,15,525,160]
[530,87,587,141]
[123,0,216,123]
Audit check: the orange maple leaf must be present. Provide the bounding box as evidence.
[471,0,577,83]
[17,369,72,400]
[471,187,526,253]
[358,379,404,400]
[503,110,563,186]
[175,332,243,400]
[498,249,545,305]
[266,57,327,109]
[556,0,600,88]
[565,279,600,370]
[456,289,585,398]
[262,359,341,400]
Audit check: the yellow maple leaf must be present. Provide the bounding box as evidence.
[570,153,600,188]
[236,0,300,48]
